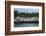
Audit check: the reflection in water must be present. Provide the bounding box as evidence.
[14,22,39,27]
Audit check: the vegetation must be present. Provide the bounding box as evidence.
[14,10,39,18]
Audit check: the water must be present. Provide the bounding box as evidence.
[14,23,39,27]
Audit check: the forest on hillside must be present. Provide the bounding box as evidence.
[14,10,39,18]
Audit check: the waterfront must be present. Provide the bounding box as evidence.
[14,8,39,27]
[14,17,39,27]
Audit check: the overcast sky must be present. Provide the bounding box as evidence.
[14,8,39,13]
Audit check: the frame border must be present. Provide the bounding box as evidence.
[5,1,45,35]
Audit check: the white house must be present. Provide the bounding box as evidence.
[14,17,39,22]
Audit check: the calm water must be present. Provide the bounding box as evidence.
[14,23,39,27]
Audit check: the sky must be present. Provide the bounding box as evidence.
[14,8,39,13]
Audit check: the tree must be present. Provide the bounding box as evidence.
[14,10,18,17]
